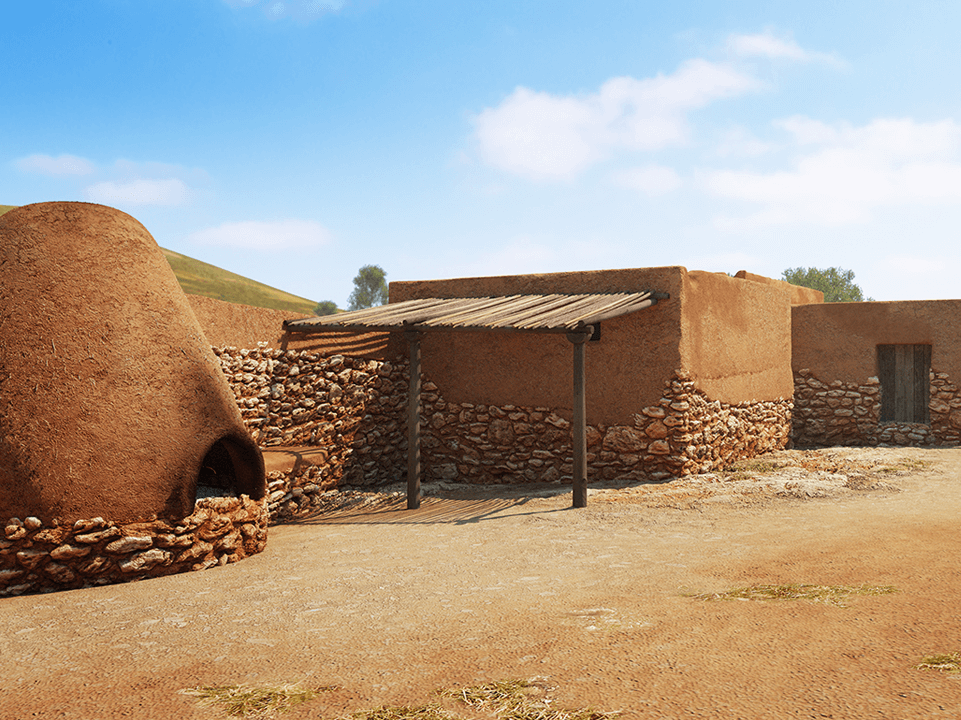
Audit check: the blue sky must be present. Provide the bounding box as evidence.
[4,0,961,305]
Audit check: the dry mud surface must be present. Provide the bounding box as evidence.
[2,447,961,719]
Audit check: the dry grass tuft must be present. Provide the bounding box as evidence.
[348,679,618,720]
[182,678,617,720]
[439,678,617,720]
[349,705,459,720]
[916,653,961,674]
[687,583,897,607]
[717,458,782,480]
[181,683,325,718]
[878,458,928,474]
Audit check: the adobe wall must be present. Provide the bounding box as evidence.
[792,301,961,382]
[187,295,404,359]
[389,267,687,426]
[792,301,961,446]
[733,270,824,305]
[679,271,795,405]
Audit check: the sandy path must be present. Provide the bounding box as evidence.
[1,448,961,719]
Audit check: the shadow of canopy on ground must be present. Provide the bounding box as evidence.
[285,495,573,526]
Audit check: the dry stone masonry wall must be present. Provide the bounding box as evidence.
[221,348,792,510]
[792,368,961,447]
[0,496,267,597]
[216,345,408,489]
[421,372,792,485]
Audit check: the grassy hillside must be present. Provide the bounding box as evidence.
[161,248,318,315]
[1,203,318,314]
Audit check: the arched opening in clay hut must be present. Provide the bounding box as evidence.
[195,433,266,501]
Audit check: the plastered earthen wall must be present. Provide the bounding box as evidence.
[681,271,795,405]
[391,267,796,425]
[187,295,403,359]
[792,301,961,382]
[734,270,824,306]
[390,267,686,426]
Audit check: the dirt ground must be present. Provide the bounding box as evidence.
[2,446,961,720]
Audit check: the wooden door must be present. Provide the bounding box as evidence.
[878,344,931,424]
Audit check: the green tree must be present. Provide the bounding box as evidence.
[314,300,338,316]
[781,266,871,302]
[348,264,388,310]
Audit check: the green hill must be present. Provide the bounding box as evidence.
[0,204,318,314]
[160,247,318,315]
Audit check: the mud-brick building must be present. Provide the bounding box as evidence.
[791,300,961,448]
[284,266,822,494]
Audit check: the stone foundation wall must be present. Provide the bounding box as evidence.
[232,352,792,507]
[0,495,267,597]
[421,372,792,485]
[223,350,793,511]
[792,368,961,447]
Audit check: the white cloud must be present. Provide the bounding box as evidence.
[86,178,190,206]
[727,31,843,66]
[79,159,207,208]
[187,219,332,250]
[702,117,961,229]
[15,154,96,176]
[474,59,762,180]
[713,126,775,157]
[615,165,682,196]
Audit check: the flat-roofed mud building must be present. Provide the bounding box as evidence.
[280,266,821,501]
[792,299,961,448]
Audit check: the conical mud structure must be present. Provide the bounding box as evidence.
[0,202,267,595]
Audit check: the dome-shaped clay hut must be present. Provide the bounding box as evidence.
[0,202,265,526]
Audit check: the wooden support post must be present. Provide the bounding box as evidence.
[405,330,422,509]
[567,328,592,508]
